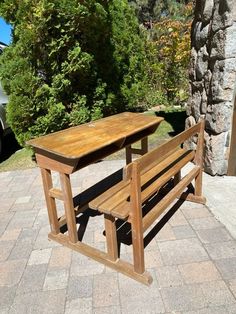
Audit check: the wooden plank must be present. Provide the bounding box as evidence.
[89,180,130,211]
[28,113,163,160]
[49,188,63,201]
[48,232,153,286]
[194,120,205,197]
[36,153,76,174]
[59,173,78,243]
[141,151,195,203]
[40,168,60,235]
[130,162,145,274]
[142,166,200,232]
[137,122,201,170]
[104,214,118,261]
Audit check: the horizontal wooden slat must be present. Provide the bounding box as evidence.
[89,180,130,211]
[137,122,201,170]
[142,166,200,231]
[141,150,195,203]
[49,188,64,200]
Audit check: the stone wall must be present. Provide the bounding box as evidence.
[187,0,236,175]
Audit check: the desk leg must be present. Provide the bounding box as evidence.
[60,173,78,243]
[40,168,60,235]
[125,137,148,164]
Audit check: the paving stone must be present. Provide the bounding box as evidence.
[0,259,27,287]
[93,306,121,314]
[7,210,38,229]
[67,275,93,300]
[70,251,104,276]
[17,228,39,243]
[183,305,236,314]
[161,284,207,312]
[43,268,69,291]
[156,223,176,242]
[33,225,60,249]
[189,217,222,230]
[8,241,33,260]
[0,286,17,309]
[0,228,21,242]
[119,271,165,313]
[169,210,189,226]
[155,265,184,288]
[14,196,31,205]
[158,238,209,266]
[229,279,236,298]
[196,227,233,244]
[178,261,221,284]
[144,249,163,268]
[0,199,14,212]
[65,297,92,314]
[9,289,66,314]
[16,264,47,295]
[93,273,120,308]
[49,246,72,269]
[0,241,15,262]
[28,248,52,265]
[215,257,236,279]
[200,280,235,307]
[204,241,236,260]
[181,205,212,219]
[0,212,15,235]
[172,225,196,239]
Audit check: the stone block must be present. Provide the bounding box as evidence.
[204,131,228,175]
[93,273,119,308]
[65,298,92,314]
[215,257,236,279]
[155,265,184,288]
[205,241,236,260]
[202,0,214,22]
[178,261,221,283]
[211,1,234,33]
[158,238,209,266]
[67,275,93,300]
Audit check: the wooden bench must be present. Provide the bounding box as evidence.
[89,120,206,285]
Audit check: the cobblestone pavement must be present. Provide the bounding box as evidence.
[0,160,236,314]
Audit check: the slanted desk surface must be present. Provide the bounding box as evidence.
[27,112,164,160]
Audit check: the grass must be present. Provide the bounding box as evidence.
[0,110,186,172]
[0,147,36,172]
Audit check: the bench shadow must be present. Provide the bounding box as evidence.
[60,170,192,257]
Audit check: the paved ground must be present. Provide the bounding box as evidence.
[1,160,236,314]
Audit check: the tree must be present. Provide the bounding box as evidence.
[0,0,146,146]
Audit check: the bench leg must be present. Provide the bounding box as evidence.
[104,214,118,261]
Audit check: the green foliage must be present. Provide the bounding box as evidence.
[141,1,193,108]
[0,0,147,146]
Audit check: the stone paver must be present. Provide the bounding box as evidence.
[0,161,236,313]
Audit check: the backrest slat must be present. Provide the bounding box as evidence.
[136,121,202,172]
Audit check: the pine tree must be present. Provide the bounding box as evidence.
[0,0,146,146]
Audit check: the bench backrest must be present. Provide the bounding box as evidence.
[124,120,205,229]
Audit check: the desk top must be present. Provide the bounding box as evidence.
[27,112,163,160]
